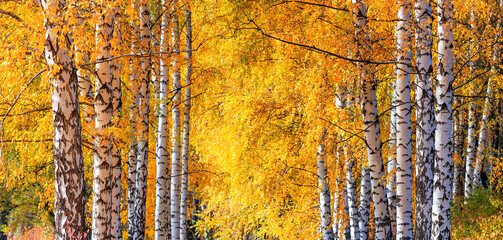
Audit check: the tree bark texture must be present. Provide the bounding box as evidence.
[180,2,193,239]
[42,0,88,238]
[155,0,171,239]
[134,1,151,239]
[431,0,454,238]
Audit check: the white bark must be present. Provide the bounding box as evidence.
[170,1,183,239]
[332,179,340,239]
[415,1,434,238]
[464,10,478,199]
[42,0,87,238]
[345,149,360,240]
[92,6,114,239]
[358,166,371,240]
[155,0,171,239]
[318,129,335,240]
[127,2,141,239]
[431,0,454,238]
[111,10,123,240]
[387,84,397,239]
[473,71,493,187]
[180,3,193,239]
[134,1,151,239]
[353,0,391,236]
[452,108,465,198]
[395,0,413,238]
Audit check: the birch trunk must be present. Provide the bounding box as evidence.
[134,1,151,239]
[473,68,494,187]
[128,1,141,238]
[414,1,434,238]
[431,0,454,238]
[452,109,465,198]
[332,179,339,240]
[387,85,397,239]
[345,149,360,240]
[155,0,171,239]
[359,166,371,240]
[180,3,193,239]
[42,0,87,238]
[318,129,335,240]
[464,10,478,199]
[170,1,183,238]
[353,1,392,237]
[395,0,413,238]
[111,10,123,240]
[92,6,114,239]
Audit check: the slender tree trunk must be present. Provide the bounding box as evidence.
[332,178,340,240]
[473,68,494,187]
[42,1,87,238]
[111,9,123,240]
[387,83,397,239]
[353,1,392,237]
[92,5,115,239]
[414,1,434,238]
[180,2,193,239]
[134,1,151,239]
[155,0,171,239]
[431,0,454,238]
[464,10,478,199]
[345,148,360,240]
[359,166,371,240]
[452,107,465,198]
[318,129,335,240]
[170,0,183,238]
[395,0,413,238]
[127,47,140,240]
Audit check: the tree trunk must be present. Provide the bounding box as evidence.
[395,0,413,238]
[414,0,435,239]
[170,0,183,239]
[431,0,454,238]
[318,129,335,240]
[387,82,397,239]
[111,9,123,240]
[345,148,360,240]
[353,0,392,236]
[92,5,115,239]
[42,0,88,238]
[155,0,171,239]
[452,108,465,198]
[464,10,478,199]
[473,67,494,187]
[180,2,193,239]
[359,166,371,240]
[134,1,151,239]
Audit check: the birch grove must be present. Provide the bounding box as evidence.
[6,0,503,238]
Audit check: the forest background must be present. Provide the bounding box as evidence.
[1,0,503,239]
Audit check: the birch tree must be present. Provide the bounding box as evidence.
[387,85,397,238]
[111,8,123,240]
[170,0,183,238]
[414,0,434,239]
[395,0,413,238]
[359,166,371,240]
[42,0,87,238]
[134,1,152,239]
[317,129,334,240]
[155,0,171,239]
[464,9,478,199]
[128,1,141,237]
[431,0,454,238]
[180,2,193,239]
[92,5,114,239]
[353,0,392,238]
